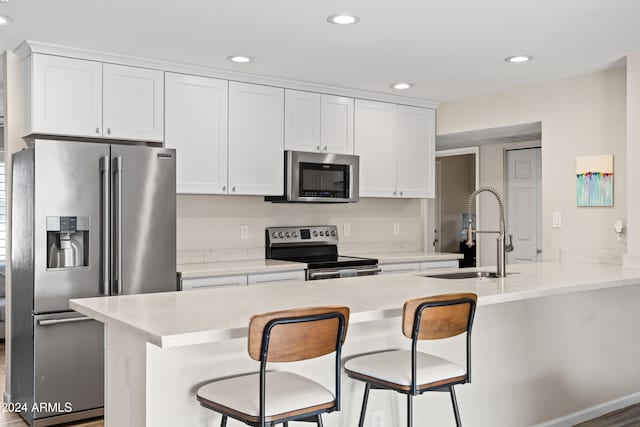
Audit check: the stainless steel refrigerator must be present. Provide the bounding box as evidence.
[11,139,177,426]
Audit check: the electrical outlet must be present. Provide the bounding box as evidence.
[393,222,400,235]
[240,225,250,239]
[372,409,385,427]
[343,223,351,237]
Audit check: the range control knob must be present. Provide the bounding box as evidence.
[285,231,290,237]
[312,230,318,237]
[278,231,284,238]
[331,230,337,236]
[271,231,278,238]
[292,231,298,237]
[319,231,324,236]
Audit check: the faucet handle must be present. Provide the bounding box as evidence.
[506,234,514,252]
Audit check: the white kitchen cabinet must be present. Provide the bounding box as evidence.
[321,95,354,154]
[379,262,421,274]
[285,91,354,154]
[247,270,305,286]
[285,89,321,152]
[420,260,459,271]
[23,54,103,138]
[355,99,435,198]
[181,275,247,290]
[103,64,164,142]
[228,81,284,196]
[165,73,228,194]
[354,99,397,197]
[396,106,435,198]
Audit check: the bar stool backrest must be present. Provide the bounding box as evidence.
[402,293,477,340]
[248,306,350,362]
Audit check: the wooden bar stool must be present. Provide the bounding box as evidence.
[344,293,477,427]
[197,306,350,427]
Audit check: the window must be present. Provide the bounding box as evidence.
[0,162,5,261]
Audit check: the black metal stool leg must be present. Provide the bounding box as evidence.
[358,383,371,427]
[220,415,228,427]
[283,423,289,427]
[316,414,324,426]
[450,385,462,427]
[407,394,413,427]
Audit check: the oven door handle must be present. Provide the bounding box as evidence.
[309,271,341,280]
[355,267,382,275]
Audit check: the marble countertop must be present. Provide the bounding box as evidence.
[178,259,305,279]
[346,251,464,264]
[178,252,463,279]
[71,262,640,349]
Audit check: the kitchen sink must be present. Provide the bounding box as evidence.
[423,271,518,279]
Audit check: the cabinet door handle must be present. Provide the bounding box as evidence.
[400,191,404,196]
[107,128,111,135]
[316,145,321,151]
[232,186,236,192]
[393,190,397,195]
[95,127,100,135]
[323,146,328,151]
[222,186,226,192]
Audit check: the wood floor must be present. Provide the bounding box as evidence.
[0,341,639,426]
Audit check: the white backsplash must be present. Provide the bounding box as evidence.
[177,195,425,264]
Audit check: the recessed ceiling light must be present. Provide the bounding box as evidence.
[0,15,13,26]
[327,14,360,25]
[391,82,413,90]
[227,55,253,64]
[505,55,533,63]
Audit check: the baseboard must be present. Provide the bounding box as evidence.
[534,392,640,427]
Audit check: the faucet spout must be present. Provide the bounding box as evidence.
[466,187,511,277]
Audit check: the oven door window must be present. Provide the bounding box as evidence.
[299,162,349,198]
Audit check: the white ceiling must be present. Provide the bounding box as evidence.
[0,0,639,104]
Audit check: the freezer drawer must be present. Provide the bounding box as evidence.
[33,313,104,421]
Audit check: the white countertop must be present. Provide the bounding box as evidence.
[347,251,464,264]
[178,259,304,279]
[71,262,640,349]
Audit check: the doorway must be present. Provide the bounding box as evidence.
[506,147,542,263]
[430,148,479,267]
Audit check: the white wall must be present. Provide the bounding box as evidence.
[177,196,424,263]
[624,55,640,268]
[437,67,627,263]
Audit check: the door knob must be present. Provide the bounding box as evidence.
[536,249,542,254]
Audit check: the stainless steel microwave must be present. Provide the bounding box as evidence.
[266,150,359,203]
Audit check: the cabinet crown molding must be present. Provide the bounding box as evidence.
[15,40,439,109]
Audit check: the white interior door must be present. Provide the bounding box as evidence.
[506,148,542,263]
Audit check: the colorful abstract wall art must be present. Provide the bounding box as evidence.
[576,155,613,207]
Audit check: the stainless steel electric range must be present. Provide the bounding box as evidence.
[265,226,380,280]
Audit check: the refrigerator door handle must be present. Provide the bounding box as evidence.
[113,156,123,295]
[100,155,110,296]
[38,317,94,326]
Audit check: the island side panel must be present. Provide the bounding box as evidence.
[104,325,148,427]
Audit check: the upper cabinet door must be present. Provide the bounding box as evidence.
[284,89,321,152]
[103,64,164,142]
[396,106,435,198]
[228,82,284,196]
[26,54,103,138]
[165,73,229,194]
[321,95,354,154]
[355,99,397,197]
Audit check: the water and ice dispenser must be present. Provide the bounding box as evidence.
[46,216,89,269]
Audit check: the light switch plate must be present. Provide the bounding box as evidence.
[552,212,562,228]
[393,222,400,235]
[240,225,249,239]
[343,223,351,237]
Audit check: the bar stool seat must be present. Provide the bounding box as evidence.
[197,371,335,422]
[345,350,466,391]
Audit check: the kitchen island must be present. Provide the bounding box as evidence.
[71,262,640,427]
